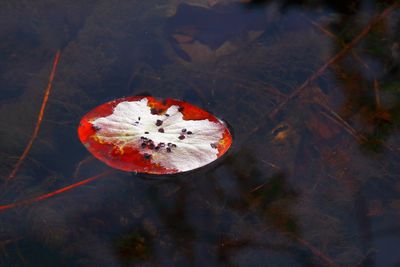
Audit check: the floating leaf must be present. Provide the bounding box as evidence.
[78,96,232,174]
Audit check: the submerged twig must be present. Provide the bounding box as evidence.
[302,15,338,40]
[7,51,61,180]
[373,79,381,110]
[0,170,112,212]
[318,103,367,143]
[269,3,398,120]
[73,156,95,178]
[303,13,385,113]
[302,14,371,71]
[241,3,398,145]
[294,236,338,267]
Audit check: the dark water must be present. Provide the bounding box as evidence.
[0,1,399,266]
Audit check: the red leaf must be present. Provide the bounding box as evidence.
[78,96,232,174]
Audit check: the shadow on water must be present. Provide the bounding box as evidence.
[0,0,399,266]
[114,151,302,266]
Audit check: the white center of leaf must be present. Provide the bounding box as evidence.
[91,98,224,172]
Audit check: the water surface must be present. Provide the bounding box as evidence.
[0,0,399,266]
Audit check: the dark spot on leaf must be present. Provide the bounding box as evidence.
[156,120,163,126]
[166,147,172,153]
[187,131,192,134]
[143,153,152,160]
[92,125,101,131]
[181,128,187,132]
[158,128,164,133]
[178,135,185,140]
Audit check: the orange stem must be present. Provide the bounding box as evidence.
[0,170,112,212]
[7,51,61,180]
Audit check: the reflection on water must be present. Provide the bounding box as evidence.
[0,0,399,266]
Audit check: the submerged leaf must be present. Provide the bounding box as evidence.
[78,96,232,174]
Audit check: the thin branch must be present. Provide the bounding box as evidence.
[303,13,384,112]
[269,4,398,120]
[294,236,338,267]
[73,156,95,178]
[318,104,367,143]
[0,170,112,212]
[302,15,338,40]
[241,3,398,144]
[7,51,61,180]
[374,79,381,110]
[302,14,371,71]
